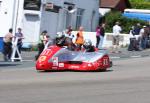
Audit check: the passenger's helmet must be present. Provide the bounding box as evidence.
[83,39,92,49]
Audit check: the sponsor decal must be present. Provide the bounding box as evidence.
[59,63,64,67]
[52,57,58,66]
[69,65,79,69]
[52,67,58,69]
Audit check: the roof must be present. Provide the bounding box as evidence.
[100,0,120,8]
[100,0,131,9]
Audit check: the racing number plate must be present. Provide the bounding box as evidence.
[103,58,109,66]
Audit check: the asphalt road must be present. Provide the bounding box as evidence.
[0,57,150,103]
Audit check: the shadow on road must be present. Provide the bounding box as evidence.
[37,69,114,73]
[0,63,21,67]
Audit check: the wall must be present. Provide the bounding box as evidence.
[74,0,99,31]
[0,0,14,36]
[71,31,130,48]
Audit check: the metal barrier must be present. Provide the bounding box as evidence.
[11,37,22,62]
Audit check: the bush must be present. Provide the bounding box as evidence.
[104,11,148,33]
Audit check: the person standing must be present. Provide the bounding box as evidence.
[96,26,101,48]
[75,26,84,50]
[112,22,122,53]
[15,28,24,54]
[65,26,74,40]
[35,30,48,60]
[140,26,149,50]
[3,28,13,61]
[99,23,105,48]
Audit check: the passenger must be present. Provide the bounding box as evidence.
[83,39,97,52]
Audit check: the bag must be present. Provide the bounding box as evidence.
[128,38,139,51]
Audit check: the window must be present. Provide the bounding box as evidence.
[76,8,84,30]
[24,0,41,11]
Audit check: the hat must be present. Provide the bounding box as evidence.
[143,26,146,28]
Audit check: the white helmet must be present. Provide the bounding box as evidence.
[84,39,92,47]
[56,32,64,38]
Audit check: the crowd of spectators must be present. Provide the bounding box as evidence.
[128,23,150,51]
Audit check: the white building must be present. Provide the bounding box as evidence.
[0,0,100,44]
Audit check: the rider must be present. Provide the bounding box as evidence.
[55,32,66,47]
[83,39,97,52]
[55,32,76,51]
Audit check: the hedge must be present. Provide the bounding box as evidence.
[104,11,148,33]
[129,0,150,9]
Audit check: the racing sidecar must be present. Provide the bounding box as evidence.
[36,45,112,71]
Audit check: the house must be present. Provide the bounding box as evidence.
[99,0,131,16]
[0,0,100,44]
[99,0,131,23]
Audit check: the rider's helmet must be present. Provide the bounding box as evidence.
[55,32,66,46]
[83,39,92,49]
[56,32,64,39]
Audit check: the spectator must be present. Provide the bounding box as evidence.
[133,23,141,35]
[3,28,13,61]
[35,30,48,60]
[99,23,106,48]
[15,28,24,58]
[65,26,74,41]
[75,26,84,50]
[96,26,101,48]
[43,31,49,45]
[128,26,139,51]
[140,26,149,50]
[112,22,122,53]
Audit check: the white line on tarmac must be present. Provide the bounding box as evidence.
[110,57,121,59]
[131,55,141,58]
